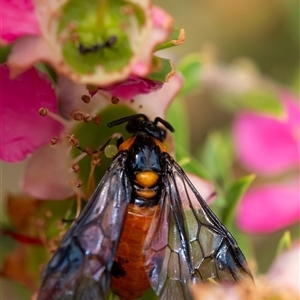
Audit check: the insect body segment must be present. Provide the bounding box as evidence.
[111,204,158,299]
[37,114,253,300]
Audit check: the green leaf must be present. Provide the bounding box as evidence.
[167,93,211,181]
[221,174,256,227]
[198,130,234,187]
[177,53,202,95]
[217,88,285,118]
[276,230,292,255]
[155,27,185,51]
[147,56,175,82]
[175,144,212,181]
[241,89,285,117]
[167,95,190,151]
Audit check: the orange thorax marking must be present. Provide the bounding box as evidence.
[118,136,167,153]
[118,136,136,151]
[136,171,159,188]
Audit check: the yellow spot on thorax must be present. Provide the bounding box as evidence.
[136,171,159,188]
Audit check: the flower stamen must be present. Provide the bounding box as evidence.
[81,95,91,103]
[84,146,94,156]
[39,108,69,127]
[84,114,92,123]
[50,137,59,146]
[94,115,102,125]
[66,134,80,148]
[111,96,120,105]
[72,163,80,173]
[70,179,83,188]
[93,157,101,166]
[71,109,85,121]
[39,108,48,116]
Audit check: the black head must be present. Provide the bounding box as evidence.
[108,114,175,142]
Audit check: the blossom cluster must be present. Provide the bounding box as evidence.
[1,0,189,200]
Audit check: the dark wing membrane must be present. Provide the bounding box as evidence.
[144,153,253,300]
[38,152,131,300]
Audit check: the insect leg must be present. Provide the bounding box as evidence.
[98,133,124,151]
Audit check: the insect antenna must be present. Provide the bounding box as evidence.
[154,117,175,132]
[107,114,148,128]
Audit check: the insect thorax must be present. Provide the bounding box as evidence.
[124,132,165,207]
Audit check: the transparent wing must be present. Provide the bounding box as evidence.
[144,153,253,300]
[37,152,131,300]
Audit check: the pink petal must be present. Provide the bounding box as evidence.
[129,5,173,78]
[22,144,76,200]
[100,76,163,100]
[237,184,300,233]
[233,98,300,174]
[190,282,250,300]
[57,76,109,117]
[58,73,182,124]
[0,64,63,162]
[7,36,54,79]
[130,73,183,120]
[128,73,183,155]
[267,242,300,295]
[0,0,40,44]
[281,92,300,129]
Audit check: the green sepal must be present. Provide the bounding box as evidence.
[147,56,175,82]
[155,27,185,51]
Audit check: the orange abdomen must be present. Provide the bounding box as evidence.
[111,204,156,300]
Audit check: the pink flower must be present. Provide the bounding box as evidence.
[233,92,300,233]
[0,63,76,198]
[0,64,63,162]
[1,63,187,200]
[237,183,300,233]
[2,1,173,85]
[0,0,40,44]
[233,94,300,175]
[190,242,300,299]
[267,241,300,295]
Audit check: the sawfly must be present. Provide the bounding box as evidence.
[37,114,253,300]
